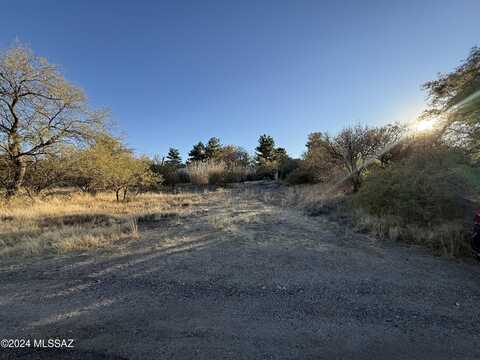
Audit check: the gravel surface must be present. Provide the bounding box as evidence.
[0,186,479,359]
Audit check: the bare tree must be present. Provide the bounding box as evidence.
[0,44,105,196]
[316,125,384,192]
[372,123,410,167]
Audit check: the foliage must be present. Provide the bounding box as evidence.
[165,148,182,167]
[304,125,386,191]
[254,135,291,179]
[350,147,478,257]
[372,124,410,167]
[423,46,480,117]
[186,160,225,185]
[293,132,339,184]
[149,148,185,186]
[21,148,76,196]
[255,134,276,163]
[216,145,251,167]
[352,147,476,226]
[186,160,252,186]
[422,46,480,157]
[0,44,105,196]
[72,135,161,200]
[188,142,207,162]
[284,164,317,185]
[205,137,222,159]
[278,157,301,180]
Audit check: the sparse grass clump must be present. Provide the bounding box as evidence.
[0,191,200,257]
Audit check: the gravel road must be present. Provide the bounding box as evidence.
[1,186,479,359]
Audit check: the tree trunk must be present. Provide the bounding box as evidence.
[351,171,362,193]
[6,156,26,197]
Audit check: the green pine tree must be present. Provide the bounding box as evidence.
[188,142,207,162]
[165,148,182,167]
[205,137,222,159]
[255,134,276,164]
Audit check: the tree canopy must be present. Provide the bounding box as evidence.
[0,44,105,195]
[188,142,207,162]
[422,46,480,157]
[205,137,222,159]
[255,134,276,163]
[165,147,182,167]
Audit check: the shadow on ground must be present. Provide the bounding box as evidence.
[1,184,480,359]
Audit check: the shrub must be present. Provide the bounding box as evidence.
[351,147,479,256]
[175,168,191,184]
[353,149,475,225]
[255,161,278,180]
[186,160,253,186]
[285,167,317,185]
[278,158,301,180]
[186,160,226,185]
[71,136,162,199]
[151,163,187,187]
[208,168,227,185]
[224,166,254,183]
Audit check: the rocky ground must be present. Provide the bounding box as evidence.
[0,184,479,359]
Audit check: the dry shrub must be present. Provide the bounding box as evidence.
[186,160,252,186]
[187,160,225,185]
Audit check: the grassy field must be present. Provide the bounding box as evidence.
[0,191,202,257]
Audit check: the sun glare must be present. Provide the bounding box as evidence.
[413,118,437,132]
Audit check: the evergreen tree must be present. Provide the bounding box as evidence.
[165,148,182,167]
[188,142,207,162]
[255,134,276,163]
[205,137,222,159]
[274,147,288,162]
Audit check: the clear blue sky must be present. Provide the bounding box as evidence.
[2,0,479,159]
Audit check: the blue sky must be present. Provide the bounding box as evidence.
[2,0,479,159]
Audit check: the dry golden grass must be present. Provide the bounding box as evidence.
[350,209,470,257]
[186,160,253,185]
[242,182,343,210]
[0,191,201,257]
[187,160,226,185]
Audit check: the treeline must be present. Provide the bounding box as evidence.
[151,134,294,186]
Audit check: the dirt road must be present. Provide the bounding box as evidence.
[1,185,479,359]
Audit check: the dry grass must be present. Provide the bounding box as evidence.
[186,160,253,185]
[256,182,473,258]
[351,209,471,257]
[187,160,226,185]
[0,191,201,257]
[246,182,344,211]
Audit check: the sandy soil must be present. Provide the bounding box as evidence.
[0,184,479,359]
